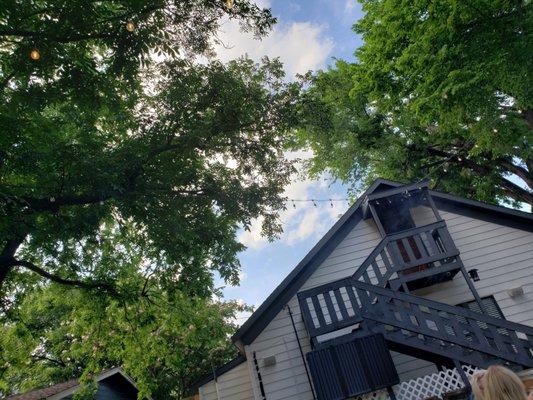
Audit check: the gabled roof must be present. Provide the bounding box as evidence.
[4,367,139,400]
[232,178,533,349]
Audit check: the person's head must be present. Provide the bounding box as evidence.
[471,365,527,400]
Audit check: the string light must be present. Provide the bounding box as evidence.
[125,21,135,32]
[286,198,349,208]
[288,198,349,203]
[30,48,40,60]
[225,0,234,9]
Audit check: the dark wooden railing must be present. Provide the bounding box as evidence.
[298,217,533,370]
[298,277,363,337]
[352,221,460,289]
[298,221,461,338]
[354,280,533,368]
[298,278,533,369]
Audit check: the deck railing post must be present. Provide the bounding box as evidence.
[453,359,472,393]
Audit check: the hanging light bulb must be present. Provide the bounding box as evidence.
[226,0,234,9]
[125,21,135,32]
[30,48,40,60]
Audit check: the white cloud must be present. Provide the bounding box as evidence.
[345,0,358,12]
[238,270,247,282]
[286,207,325,245]
[213,20,334,77]
[254,0,271,7]
[238,151,350,250]
[239,216,267,250]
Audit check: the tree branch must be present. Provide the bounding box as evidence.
[10,258,120,297]
[497,158,532,189]
[523,108,533,131]
[32,354,67,367]
[0,236,26,286]
[20,191,122,212]
[425,146,533,205]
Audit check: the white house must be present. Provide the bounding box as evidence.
[193,179,533,400]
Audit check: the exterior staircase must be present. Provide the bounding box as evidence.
[298,219,533,398]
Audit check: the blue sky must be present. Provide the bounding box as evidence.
[213,0,366,323]
[212,1,533,325]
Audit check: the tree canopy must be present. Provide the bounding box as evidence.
[1,251,245,398]
[0,0,298,295]
[298,0,532,207]
[0,1,299,397]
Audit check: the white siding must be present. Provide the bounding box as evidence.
[199,361,254,400]
[240,206,533,400]
[244,217,383,400]
[392,209,533,378]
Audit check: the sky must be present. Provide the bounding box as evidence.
[212,0,366,324]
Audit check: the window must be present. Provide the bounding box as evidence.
[457,296,505,320]
[455,296,507,337]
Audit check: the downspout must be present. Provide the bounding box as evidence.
[286,304,317,400]
[252,351,267,400]
[212,366,222,400]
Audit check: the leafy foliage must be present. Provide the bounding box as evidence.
[298,0,532,206]
[0,0,298,291]
[1,220,248,399]
[0,281,245,399]
[0,1,298,397]
[1,56,297,292]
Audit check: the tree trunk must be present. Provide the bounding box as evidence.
[0,261,13,288]
[0,237,24,289]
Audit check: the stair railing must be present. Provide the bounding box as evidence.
[351,279,533,368]
[352,221,459,288]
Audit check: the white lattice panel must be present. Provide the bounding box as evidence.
[359,365,483,400]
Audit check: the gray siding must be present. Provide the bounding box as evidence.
[199,360,254,400]
[243,208,533,400]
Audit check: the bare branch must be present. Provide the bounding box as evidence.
[10,258,120,297]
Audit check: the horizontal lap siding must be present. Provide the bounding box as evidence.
[199,361,254,400]
[399,210,533,378]
[415,210,533,310]
[244,207,532,400]
[245,218,381,400]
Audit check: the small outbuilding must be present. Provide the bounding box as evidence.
[4,367,140,400]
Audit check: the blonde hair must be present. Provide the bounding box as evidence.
[471,365,527,400]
